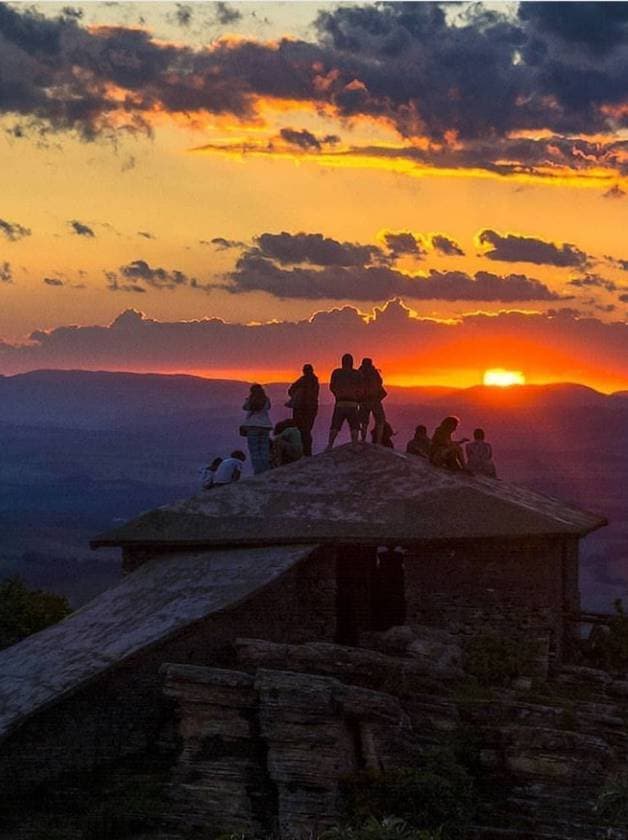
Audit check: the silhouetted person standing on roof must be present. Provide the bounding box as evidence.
[327,353,364,449]
[358,357,387,445]
[242,384,273,474]
[288,363,319,456]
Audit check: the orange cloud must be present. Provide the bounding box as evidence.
[2,303,626,393]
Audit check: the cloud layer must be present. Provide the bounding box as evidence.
[69,220,95,238]
[478,229,588,268]
[1,2,627,178]
[227,255,566,302]
[0,217,31,241]
[106,260,194,292]
[1,302,626,390]
[218,230,568,302]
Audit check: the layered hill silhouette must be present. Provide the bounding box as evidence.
[0,369,621,429]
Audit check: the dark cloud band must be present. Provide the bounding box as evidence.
[1,303,625,388]
[228,252,566,302]
[106,260,194,291]
[254,232,385,267]
[478,229,588,268]
[1,1,627,179]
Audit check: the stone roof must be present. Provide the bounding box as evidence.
[93,443,606,549]
[0,544,315,741]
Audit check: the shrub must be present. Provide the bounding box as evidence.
[320,816,441,840]
[594,774,628,826]
[216,820,441,840]
[0,576,71,650]
[587,600,628,673]
[341,749,474,839]
[463,633,539,687]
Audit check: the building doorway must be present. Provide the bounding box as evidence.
[335,546,406,645]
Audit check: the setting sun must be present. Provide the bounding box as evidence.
[483,368,526,387]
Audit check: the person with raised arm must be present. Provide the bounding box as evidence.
[241,384,273,474]
[429,416,468,471]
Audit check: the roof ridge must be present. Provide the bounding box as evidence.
[92,442,606,549]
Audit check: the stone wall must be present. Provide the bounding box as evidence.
[1,536,578,801]
[403,537,570,661]
[1,548,337,795]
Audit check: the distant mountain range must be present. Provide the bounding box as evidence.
[0,369,624,429]
[1,369,626,612]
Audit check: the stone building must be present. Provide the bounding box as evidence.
[0,444,609,836]
[94,441,605,657]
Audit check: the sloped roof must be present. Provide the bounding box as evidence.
[93,444,606,548]
[0,544,315,741]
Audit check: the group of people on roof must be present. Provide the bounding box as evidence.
[200,353,497,488]
[406,418,497,477]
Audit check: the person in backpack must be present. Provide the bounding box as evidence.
[358,357,387,445]
[287,363,319,456]
[241,384,273,474]
[327,353,364,449]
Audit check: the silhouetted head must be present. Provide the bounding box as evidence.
[474,428,485,440]
[248,383,267,411]
[360,357,373,369]
[303,363,314,375]
[415,425,427,437]
[440,416,460,433]
[341,353,354,369]
[231,450,246,461]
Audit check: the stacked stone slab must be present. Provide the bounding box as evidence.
[162,631,628,840]
[163,664,413,838]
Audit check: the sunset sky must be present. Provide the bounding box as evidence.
[1,1,627,390]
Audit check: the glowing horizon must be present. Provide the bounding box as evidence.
[483,369,527,388]
[4,359,624,396]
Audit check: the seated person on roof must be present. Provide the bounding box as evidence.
[271,419,304,467]
[465,428,497,478]
[429,416,468,471]
[406,424,431,458]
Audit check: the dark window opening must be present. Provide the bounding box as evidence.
[371,549,406,632]
[335,547,406,645]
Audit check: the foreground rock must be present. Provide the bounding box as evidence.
[160,632,628,840]
[163,664,413,837]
